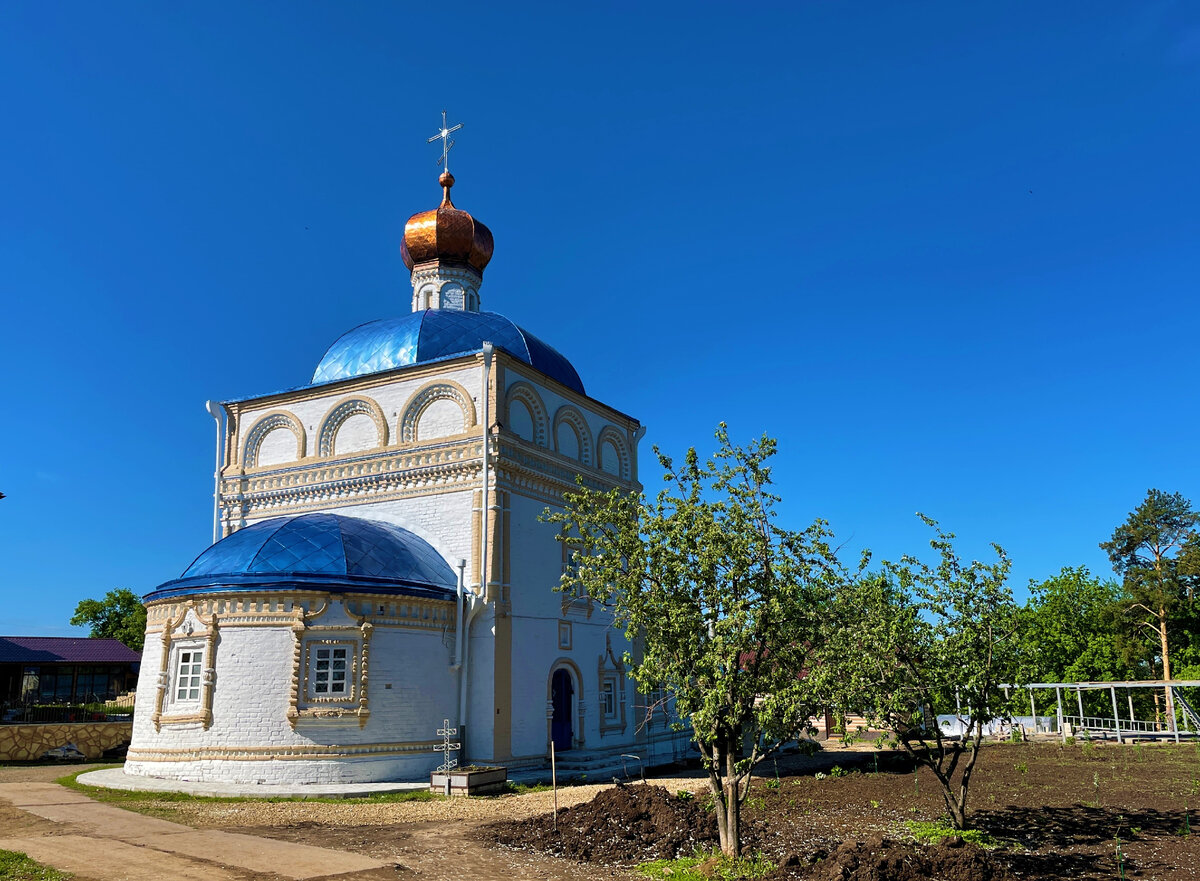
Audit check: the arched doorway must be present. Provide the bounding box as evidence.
[551,668,574,752]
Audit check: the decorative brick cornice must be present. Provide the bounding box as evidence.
[215,429,640,525]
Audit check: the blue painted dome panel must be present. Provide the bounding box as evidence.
[312,310,584,394]
[150,513,458,601]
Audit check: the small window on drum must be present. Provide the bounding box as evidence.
[306,643,354,701]
[174,649,203,702]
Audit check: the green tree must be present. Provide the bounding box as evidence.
[545,426,844,857]
[1100,489,1199,722]
[1018,566,1126,681]
[823,516,1019,830]
[1016,567,1138,717]
[70,588,146,651]
[1172,533,1200,679]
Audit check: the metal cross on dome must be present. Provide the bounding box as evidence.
[428,110,463,174]
[435,718,461,772]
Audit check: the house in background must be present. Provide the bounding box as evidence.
[0,637,141,715]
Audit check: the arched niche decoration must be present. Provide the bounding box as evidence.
[316,396,388,458]
[553,406,594,466]
[505,381,549,448]
[415,282,436,311]
[243,411,306,468]
[596,426,631,481]
[399,379,478,444]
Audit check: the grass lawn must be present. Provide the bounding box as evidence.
[0,850,72,881]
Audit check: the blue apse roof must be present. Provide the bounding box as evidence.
[311,310,585,394]
[146,513,459,602]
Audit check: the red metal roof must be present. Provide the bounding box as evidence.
[0,637,141,664]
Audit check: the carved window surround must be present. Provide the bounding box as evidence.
[287,601,374,729]
[152,604,218,732]
[598,634,627,736]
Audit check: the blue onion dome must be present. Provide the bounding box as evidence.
[311,309,585,393]
[146,513,458,602]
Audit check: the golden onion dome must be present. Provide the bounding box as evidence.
[400,172,494,275]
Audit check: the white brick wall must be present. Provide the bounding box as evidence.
[334,412,380,455]
[135,351,648,784]
[417,397,466,439]
[256,427,301,466]
[126,609,458,784]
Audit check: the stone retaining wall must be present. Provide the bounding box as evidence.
[0,722,133,761]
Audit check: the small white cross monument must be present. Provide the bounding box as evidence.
[428,110,463,174]
[435,718,461,773]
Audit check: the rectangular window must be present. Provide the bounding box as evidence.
[312,646,349,696]
[562,548,582,590]
[175,650,203,702]
[601,680,616,718]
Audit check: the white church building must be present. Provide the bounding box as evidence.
[124,163,677,784]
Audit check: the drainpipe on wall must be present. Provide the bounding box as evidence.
[454,559,467,669]
[204,401,225,544]
[454,557,467,745]
[459,341,494,757]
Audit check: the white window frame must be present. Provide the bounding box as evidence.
[601,678,617,719]
[304,639,357,703]
[173,647,204,703]
[309,644,352,699]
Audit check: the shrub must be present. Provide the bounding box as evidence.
[637,851,775,881]
[905,819,998,849]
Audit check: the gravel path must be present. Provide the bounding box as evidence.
[165,775,711,828]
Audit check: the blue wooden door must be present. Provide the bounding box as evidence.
[551,669,574,752]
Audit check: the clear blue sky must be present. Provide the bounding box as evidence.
[2,2,1198,635]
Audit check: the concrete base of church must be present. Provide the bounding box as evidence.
[79,767,428,797]
[123,753,441,785]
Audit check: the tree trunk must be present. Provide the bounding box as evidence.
[1160,605,1176,723]
[720,777,741,857]
[944,792,968,830]
[708,732,742,857]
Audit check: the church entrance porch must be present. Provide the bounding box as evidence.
[551,668,574,752]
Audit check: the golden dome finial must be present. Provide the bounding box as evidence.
[401,167,493,276]
[401,111,492,277]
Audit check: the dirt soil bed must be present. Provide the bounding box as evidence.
[487,742,1200,880]
[484,782,720,862]
[765,833,1015,881]
[13,744,1196,880]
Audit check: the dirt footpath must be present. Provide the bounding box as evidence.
[0,780,393,881]
[173,774,712,881]
[0,765,708,880]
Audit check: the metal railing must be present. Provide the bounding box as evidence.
[1,694,135,724]
[1063,714,1196,738]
